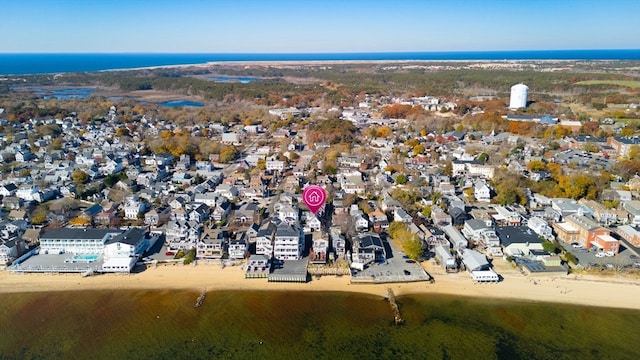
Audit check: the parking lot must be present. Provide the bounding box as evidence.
[352,238,432,283]
[559,240,640,269]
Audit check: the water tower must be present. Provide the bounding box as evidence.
[509,83,529,109]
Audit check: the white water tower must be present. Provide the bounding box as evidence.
[509,83,529,109]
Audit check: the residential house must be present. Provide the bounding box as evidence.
[578,199,617,225]
[369,208,389,232]
[255,221,276,257]
[497,226,544,257]
[310,234,329,263]
[228,235,248,259]
[0,237,27,265]
[526,216,553,240]
[443,225,468,250]
[276,203,299,224]
[330,227,347,259]
[214,184,239,201]
[353,212,369,232]
[124,195,145,219]
[273,222,304,261]
[352,232,386,267]
[393,207,413,223]
[493,206,521,226]
[211,200,231,222]
[474,180,492,202]
[234,202,260,224]
[188,203,210,223]
[196,231,227,259]
[305,213,322,232]
[431,207,452,228]
[0,183,17,197]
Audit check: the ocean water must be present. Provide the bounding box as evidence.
[1,50,639,75]
[160,100,205,107]
[0,290,639,360]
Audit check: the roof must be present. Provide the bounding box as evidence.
[465,219,489,231]
[275,223,300,237]
[106,228,146,246]
[357,233,384,249]
[460,248,489,271]
[40,228,121,240]
[497,226,542,247]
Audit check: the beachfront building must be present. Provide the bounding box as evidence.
[102,228,154,273]
[255,222,276,257]
[39,228,122,255]
[273,222,304,261]
[352,233,386,269]
[559,214,619,254]
[459,248,499,283]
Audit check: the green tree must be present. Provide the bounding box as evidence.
[396,174,408,185]
[477,152,489,164]
[413,144,426,155]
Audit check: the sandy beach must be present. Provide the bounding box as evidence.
[2,261,639,310]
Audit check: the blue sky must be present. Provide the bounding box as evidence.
[2,0,639,53]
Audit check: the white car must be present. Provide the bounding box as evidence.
[604,251,614,257]
[595,252,606,258]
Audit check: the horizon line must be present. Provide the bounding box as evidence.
[1,48,640,55]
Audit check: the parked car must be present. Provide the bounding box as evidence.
[604,251,615,257]
[595,252,605,258]
[630,254,639,260]
[165,251,175,256]
[571,242,582,248]
[403,270,411,275]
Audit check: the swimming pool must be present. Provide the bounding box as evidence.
[73,254,100,263]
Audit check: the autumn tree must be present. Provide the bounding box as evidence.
[71,169,89,184]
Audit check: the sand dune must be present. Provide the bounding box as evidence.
[1,261,639,310]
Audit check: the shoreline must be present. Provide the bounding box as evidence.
[2,261,639,311]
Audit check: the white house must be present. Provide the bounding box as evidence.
[266,160,285,172]
[474,180,492,202]
[273,222,304,261]
[124,195,145,220]
[255,222,276,257]
[527,216,553,240]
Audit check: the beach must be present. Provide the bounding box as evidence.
[2,260,639,310]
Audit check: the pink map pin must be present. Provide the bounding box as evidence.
[302,185,327,215]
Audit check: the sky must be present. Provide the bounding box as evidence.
[2,0,639,53]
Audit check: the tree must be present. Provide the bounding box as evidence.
[71,169,89,184]
[395,174,408,185]
[219,146,238,163]
[443,161,452,177]
[413,144,426,155]
[477,152,489,164]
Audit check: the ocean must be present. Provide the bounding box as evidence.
[1,290,639,360]
[1,50,640,76]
